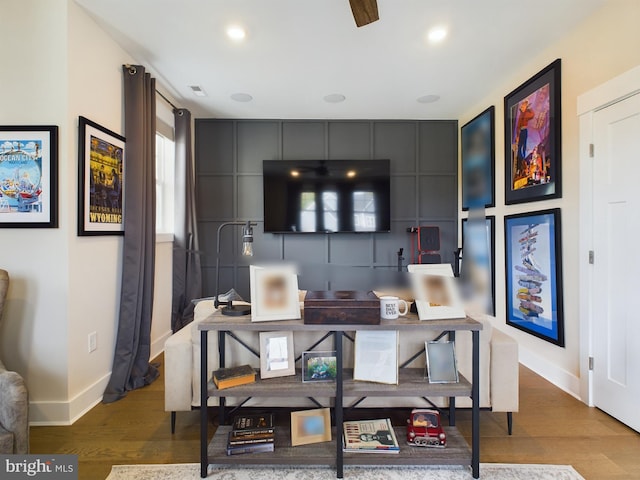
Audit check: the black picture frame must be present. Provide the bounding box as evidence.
[461,215,495,315]
[461,106,495,210]
[78,116,125,236]
[0,125,58,228]
[504,208,564,347]
[504,59,561,205]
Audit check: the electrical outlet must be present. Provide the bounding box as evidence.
[88,332,97,353]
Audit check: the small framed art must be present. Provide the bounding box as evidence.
[407,264,466,320]
[461,106,495,210]
[0,125,58,228]
[249,264,301,322]
[259,331,295,379]
[302,351,337,383]
[461,215,496,315]
[504,59,561,205]
[290,408,332,446]
[78,116,125,235]
[425,341,459,384]
[504,208,564,346]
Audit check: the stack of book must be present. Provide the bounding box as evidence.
[343,418,400,454]
[226,413,275,456]
[212,364,256,390]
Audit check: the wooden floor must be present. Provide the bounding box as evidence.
[29,354,640,480]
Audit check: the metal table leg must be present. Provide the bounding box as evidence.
[472,330,480,479]
[200,329,208,478]
[335,331,343,479]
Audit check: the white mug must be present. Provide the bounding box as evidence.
[380,295,409,320]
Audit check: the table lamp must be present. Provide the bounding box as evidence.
[214,220,256,316]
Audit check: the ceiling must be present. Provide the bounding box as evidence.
[75,0,606,120]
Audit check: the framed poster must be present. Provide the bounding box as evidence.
[78,116,125,236]
[0,125,58,228]
[504,59,561,205]
[462,215,496,315]
[259,331,295,379]
[504,208,564,346]
[461,106,495,210]
[249,264,301,322]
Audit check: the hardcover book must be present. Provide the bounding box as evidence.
[231,413,275,433]
[212,364,256,390]
[226,436,275,456]
[343,418,400,453]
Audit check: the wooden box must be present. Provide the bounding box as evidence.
[303,290,380,325]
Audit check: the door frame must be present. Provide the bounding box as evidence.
[577,65,640,406]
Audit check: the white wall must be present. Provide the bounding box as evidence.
[459,0,640,399]
[0,0,174,424]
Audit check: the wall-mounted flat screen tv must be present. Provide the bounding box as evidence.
[263,159,391,233]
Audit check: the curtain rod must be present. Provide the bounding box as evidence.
[156,89,179,111]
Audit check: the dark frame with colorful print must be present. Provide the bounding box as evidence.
[504,208,564,347]
[461,106,495,210]
[504,59,561,205]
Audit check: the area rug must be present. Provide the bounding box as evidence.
[105,463,586,480]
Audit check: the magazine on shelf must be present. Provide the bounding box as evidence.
[343,418,400,453]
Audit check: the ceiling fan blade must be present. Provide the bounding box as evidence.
[349,0,379,27]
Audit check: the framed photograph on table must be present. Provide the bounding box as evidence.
[259,331,295,379]
[461,106,495,210]
[462,216,496,315]
[290,408,332,446]
[407,264,466,320]
[249,264,301,322]
[504,59,561,205]
[425,341,459,384]
[78,116,125,236]
[302,351,337,383]
[504,208,564,346]
[0,125,58,228]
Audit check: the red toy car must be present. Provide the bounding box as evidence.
[406,408,446,447]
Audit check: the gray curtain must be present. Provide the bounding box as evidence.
[103,65,159,403]
[171,108,202,332]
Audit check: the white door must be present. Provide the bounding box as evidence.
[592,92,640,432]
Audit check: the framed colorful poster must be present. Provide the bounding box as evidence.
[78,116,125,236]
[0,125,58,228]
[461,106,495,210]
[504,208,564,346]
[462,215,495,315]
[504,59,561,205]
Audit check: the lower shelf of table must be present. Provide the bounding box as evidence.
[207,425,471,467]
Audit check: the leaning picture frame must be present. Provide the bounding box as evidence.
[290,408,332,446]
[407,264,466,320]
[504,208,564,346]
[504,59,561,205]
[250,264,301,322]
[461,106,495,210]
[259,331,296,379]
[302,351,337,383]
[425,341,459,384]
[0,125,58,228]
[78,116,125,236]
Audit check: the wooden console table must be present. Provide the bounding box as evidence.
[198,311,482,478]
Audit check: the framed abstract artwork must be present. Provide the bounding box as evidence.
[0,125,58,228]
[461,106,495,210]
[462,215,496,315]
[504,59,562,205]
[504,208,564,346]
[78,116,125,235]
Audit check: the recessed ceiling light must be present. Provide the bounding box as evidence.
[226,26,246,41]
[427,26,448,43]
[417,94,441,104]
[189,85,207,97]
[324,94,346,103]
[230,93,253,102]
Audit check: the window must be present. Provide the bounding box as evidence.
[155,132,175,234]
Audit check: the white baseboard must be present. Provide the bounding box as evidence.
[519,345,582,401]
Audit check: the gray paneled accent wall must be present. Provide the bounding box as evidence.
[195,119,458,301]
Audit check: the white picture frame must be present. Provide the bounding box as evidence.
[425,341,459,384]
[408,264,466,320]
[259,331,296,379]
[250,264,301,322]
[353,330,399,385]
